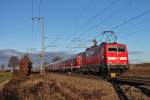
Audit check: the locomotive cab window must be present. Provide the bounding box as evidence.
[108,47,117,52]
[118,47,126,52]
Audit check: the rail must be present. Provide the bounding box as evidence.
[114,76,150,97]
[115,76,150,86]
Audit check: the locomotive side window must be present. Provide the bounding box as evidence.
[118,47,126,52]
[108,47,117,52]
[86,51,89,56]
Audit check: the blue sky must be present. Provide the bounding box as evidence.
[0,0,150,63]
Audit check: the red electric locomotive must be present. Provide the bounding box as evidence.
[45,31,129,78]
[80,42,128,78]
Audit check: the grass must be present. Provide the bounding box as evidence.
[122,66,150,77]
[1,73,149,100]
[0,72,12,83]
[1,73,119,100]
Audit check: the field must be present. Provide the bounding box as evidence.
[0,73,119,100]
[0,72,12,93]
[122,64,150,77]
[0,72,12,83]
[0,64,150,100]
[0,72,149,100]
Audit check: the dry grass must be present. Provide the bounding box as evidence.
[122,65,150,77]
[1,71,149,100]
[0,73,119,100]
[47,73,119,100]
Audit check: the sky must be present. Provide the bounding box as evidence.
[0,0,150,63]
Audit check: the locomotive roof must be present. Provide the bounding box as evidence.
[99,42,127,47]
[85,42,126,50]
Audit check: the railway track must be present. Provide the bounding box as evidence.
[113,76,150,99]
[115,76,150,86]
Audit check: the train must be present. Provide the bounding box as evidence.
[45,39,129,78]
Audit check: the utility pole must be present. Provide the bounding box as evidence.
[41,17,45,72]
[32,17,45,72]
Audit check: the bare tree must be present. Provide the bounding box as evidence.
[19,54,32,75]
[8,56,19,72]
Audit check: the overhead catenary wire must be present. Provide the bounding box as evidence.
[110,9,150,30]
[70,0,119,40]
[50,0,119,49]
[121,26,150,38]
[31,0,35,51]
[74,6,124,42]
[38,0,42,17]
[32,0,34,17]
[31,0,44,51]
[62,0,92,34]
[49,0,93,45]
[65,0,119,49]
[86,9,150,43]
[81,1,130,38]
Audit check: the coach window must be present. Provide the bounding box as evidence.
[73,60,74,65]
[74,59,76,64]
[95,48,99,55]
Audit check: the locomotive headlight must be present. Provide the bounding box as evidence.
[120,57,127,60]
[108,57,116,60]
[111,73,117,78]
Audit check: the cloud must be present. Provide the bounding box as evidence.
[129,51,143,55]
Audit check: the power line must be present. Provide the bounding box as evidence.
[38,0,42,17]
[121,26,150,38]
[70,0,119,40]
[65,0,119,49]
[49,0,93,45]
[87,9,150,43]
[63,0,92,34]
[31,0,35,51]
[72,0,138,44]
[31,0,46,72]
[32,0,34,17]
[49,0,118,48]
[82,4,127,36]
[31,0,43,52]
[110,9,150,30]
[75,6,123,41]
